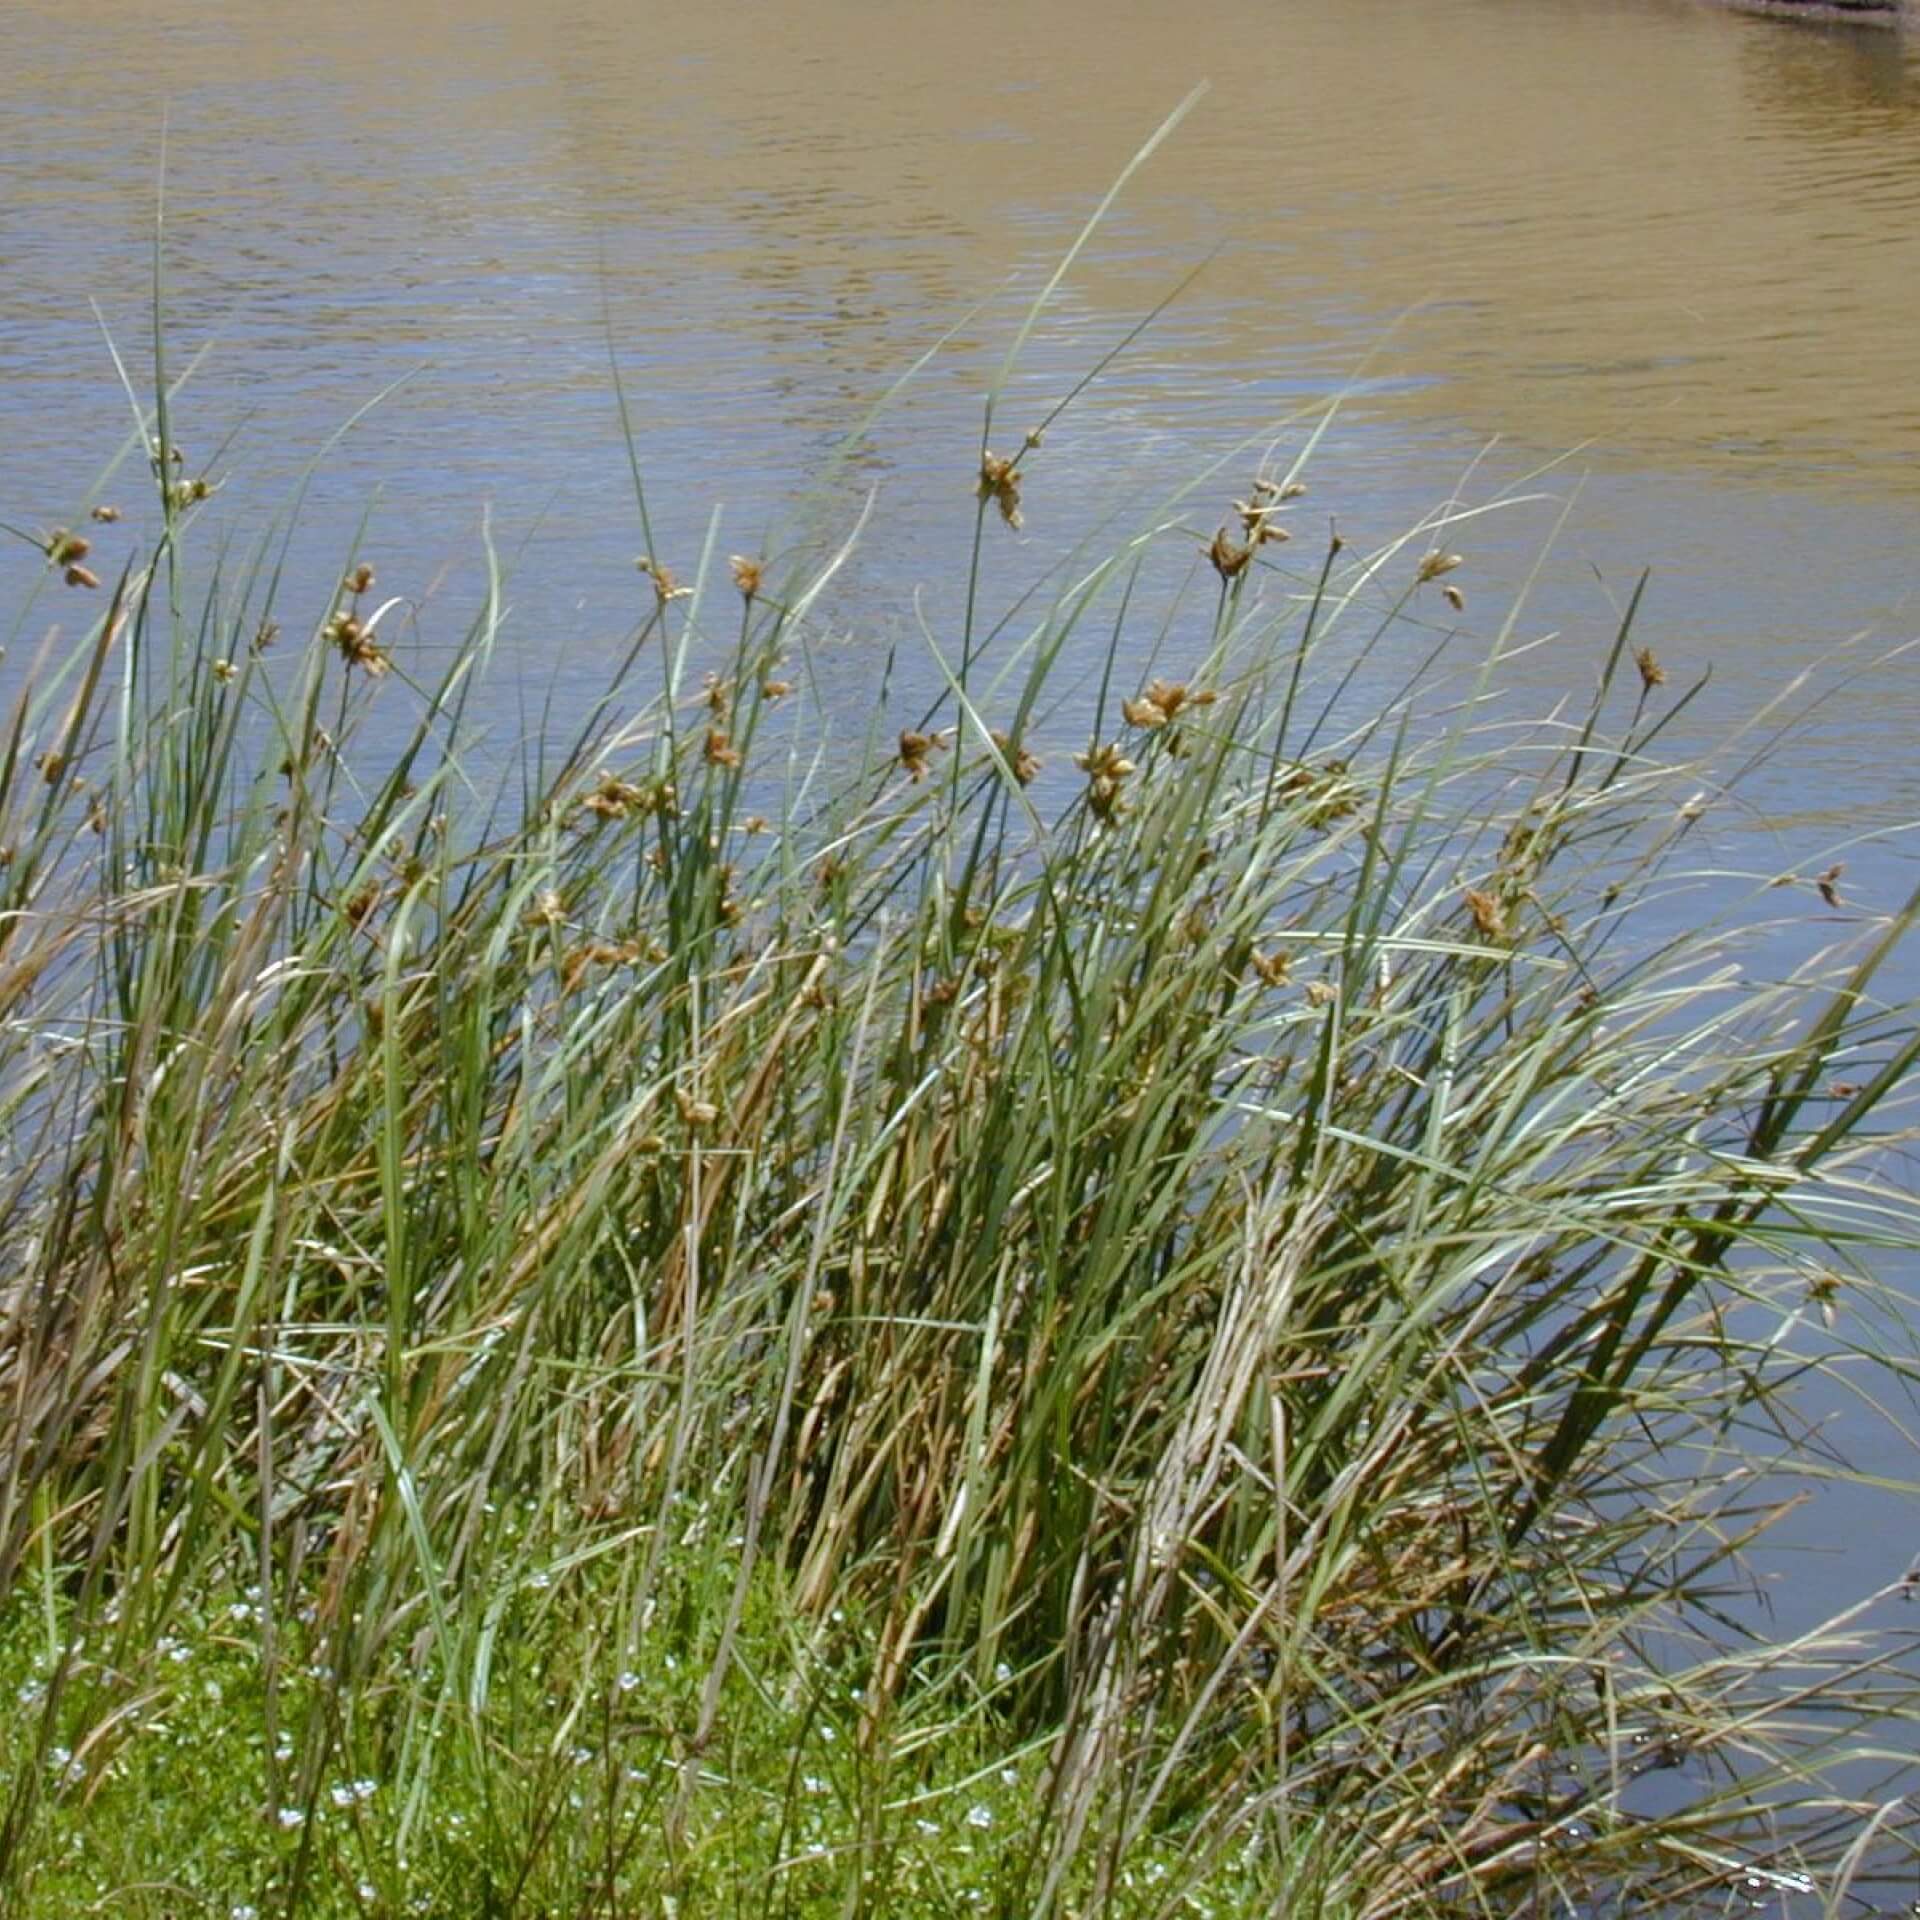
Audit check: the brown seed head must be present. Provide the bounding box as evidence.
[63,564,100,590]
[1149,678,1215,719]
[637,556,685,604]
[705,728,742,769]
[1248,949,1292,987]
[1416,550,1463,584]
[1072,741,1136,782]
[1463,887,1507,941]
[329,611,390,677]
[1207,527,1252,581]
[897,729,947,783]
[90,504,120,524]
[989,729,1040,785]
[1633,646,1667,691]
[344,564,376,595]
[978,451,1024,530]
[1235,487,1294,545]
[582,771,646,820]
[48,530,90,566]
[729,553,764,600]
[1073,740,1137,824]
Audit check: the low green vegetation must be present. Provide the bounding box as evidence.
[4,148,1920,1917]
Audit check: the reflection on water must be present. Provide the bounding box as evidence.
[7,0,1920,472]
[1,0,1917,804]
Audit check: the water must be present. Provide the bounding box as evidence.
[4,0,1919,1598]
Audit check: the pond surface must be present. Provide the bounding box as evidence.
[4,0,1920,1598]
[5,0,1918,735]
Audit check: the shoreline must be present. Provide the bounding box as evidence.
[1713,0,1911,25]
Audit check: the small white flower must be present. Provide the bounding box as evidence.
[617,1669,640,1693]
[232,1907,260,1920]
[571,1746,594,1767]
[529,1570,552,1590]
[915,1818,940,1834]
[966,1805,993,1829]
[276,1807,306,1830]
[802,1774,828,1796]
[994,1662,1012,1684]
[358,1884,377,1903]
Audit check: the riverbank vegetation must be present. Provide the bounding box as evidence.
[4,150,1920,1917]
